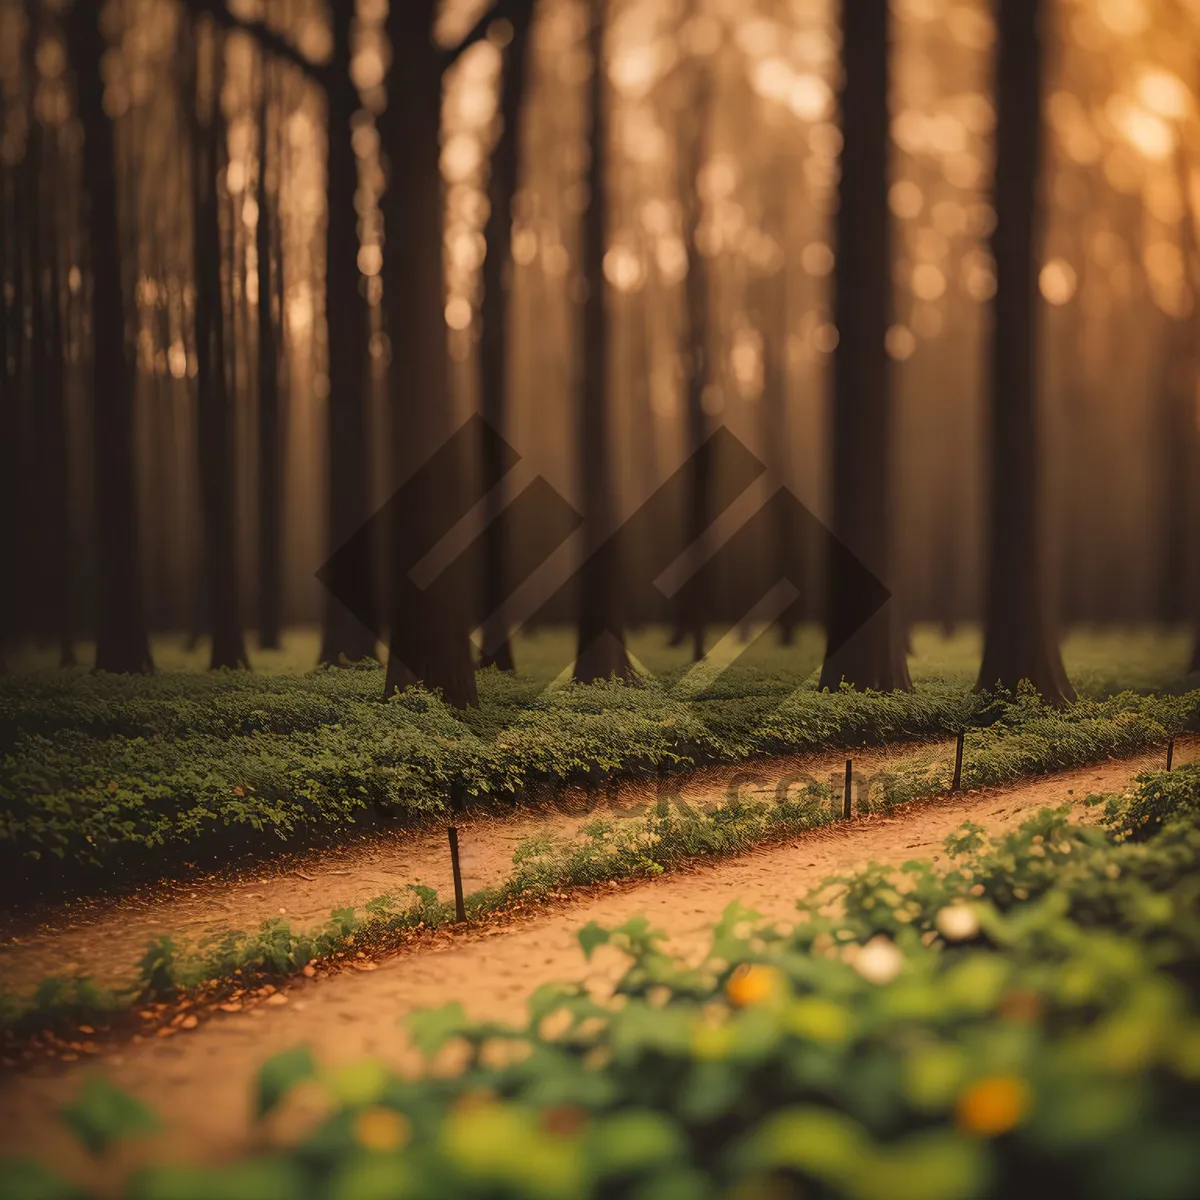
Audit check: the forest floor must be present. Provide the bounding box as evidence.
[0,738,950,994]
[0,740,1194,1191]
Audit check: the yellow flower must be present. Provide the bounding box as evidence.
[353,1106,411,1153]
[955,1076,1031,1136]
[725,964,781,1008]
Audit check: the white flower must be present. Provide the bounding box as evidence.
[852,936,904,985]
[935,904,980,941]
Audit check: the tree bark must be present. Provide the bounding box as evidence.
[27,108,75,664]
[818,0,911,693]
[381,3,479,707]
[976,0,1074,703]
[0,167,18,666]
[256,61,283,651]
[69,2,154,673]
[669,44,714,663]
[574,0,634,685]
[478,0,536,672]
[190,24,249,671]
[319,8,379,666]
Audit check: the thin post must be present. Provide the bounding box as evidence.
[1167,737,1175,772]
[951,729,965,792]
[843,759,853,819]
[447,827,467,922]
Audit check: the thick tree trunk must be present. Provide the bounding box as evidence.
[191,27,249,671]
[670,54,714,663]
[28,115,75,664]
[0,167,17,666]
[478,0,536,673]
[574,0,634,685]
[70,3,153,673]
[319,12,378,666]
[818,0,911,693]
[976,0,1074,703]
[256,65,283,652]
[757,159,801,646]
[1156,148,1198,628]
[382,5,478,707]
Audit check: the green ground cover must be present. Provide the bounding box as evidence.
[1,628,1195,900]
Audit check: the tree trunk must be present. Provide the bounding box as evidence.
[319,10,378,666]
[1156,147,1198,628]
[0,167,17,666]
[256,62,283,651]
[28,111,75,664]
[69,2,154,673]
[381,4,479,707]
[478,0,536,673]
[976,0,1074,703]
[670,47,714,663]
[818,0,911,693]
[191,25,249,671]
[574,0,634,685]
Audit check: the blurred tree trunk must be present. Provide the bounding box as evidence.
[668,42,713,663]
[256,59,283,651]
[976,0,1074,703]
[191,23,249,670]
[0,167,17,666]
[1156,146,1198,628]
[818,0,911,693]
[574,0,634,684]
[69,1,154,673]
[757,156,801,646]
[478,0,537,672]
[381,3,479,707]
[319,6,378,666]
[28,107,75,665]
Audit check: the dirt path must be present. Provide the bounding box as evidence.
[0,739,948,994]
[0,742,1192,1190]
[2,744,1190,1185]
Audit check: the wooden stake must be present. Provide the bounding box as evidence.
[1167,737,1175,772]
[843,759,853,819]
[951,729,965,792]
[447,827,467,922]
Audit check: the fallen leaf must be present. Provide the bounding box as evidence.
[155,1027,176,1039]
[352,962,378,972]
[302,965,316,979]
[266,992,289,1006]
[218,1002,243,1013]
[180,1015,199,1030]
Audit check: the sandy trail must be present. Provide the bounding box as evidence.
[0,741,1192,1190]
[0,740,947,994]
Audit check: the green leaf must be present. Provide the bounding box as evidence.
[59,1076,161,1157]
[255,1045,317,1120]
[405,1002,470,1056]
[849,1130,991,1200]
[577,921,611,961]
[324,1058,391,1108]
[586,1110,689,1176]
[731,1106,868,1183]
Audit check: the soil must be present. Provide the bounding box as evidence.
[0,740,1191,1193]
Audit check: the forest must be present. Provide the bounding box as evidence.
[1,0,1200,1197]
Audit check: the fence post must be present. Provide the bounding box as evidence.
[447,827,467,922]
[1167,737,1175,772]
[843,759,853,819]
[951,729,965,793]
